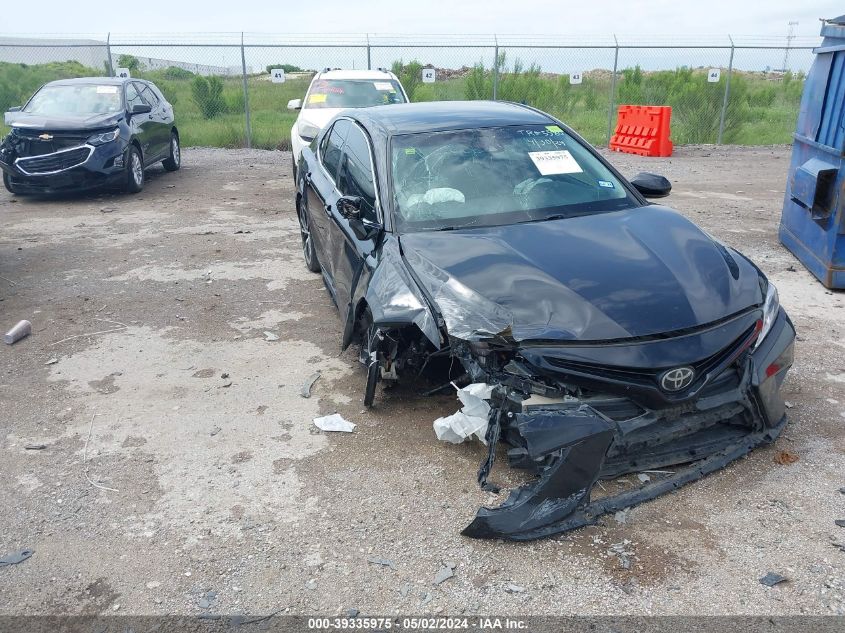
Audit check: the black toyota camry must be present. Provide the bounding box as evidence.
[1,77,180,195]
[294,101,795,540]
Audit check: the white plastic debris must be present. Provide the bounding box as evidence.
[4,320,31,345]
[433,383,494,444]
[313,413,356,433]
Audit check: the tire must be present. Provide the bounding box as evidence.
[298,197,321,273]
[125,145,144,193]
[2,172,21,195]
[362,321,381,408]
[162,132,181,172]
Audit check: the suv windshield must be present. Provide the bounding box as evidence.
[391,125,639,231]
[305,79,405,109]
[24,84,123,117]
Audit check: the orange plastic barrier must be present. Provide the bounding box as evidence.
[609,105,673,157]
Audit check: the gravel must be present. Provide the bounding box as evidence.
[0,146,843,616]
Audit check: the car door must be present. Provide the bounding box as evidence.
[305,118,350,296]
[327,121,382,323]
[139,83,169,159]
[125,82,156,163]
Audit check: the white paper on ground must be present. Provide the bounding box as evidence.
[432,383,493,444]
[528,150,583,176]
[313,413,356,433]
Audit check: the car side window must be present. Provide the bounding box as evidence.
[126,83,146,109]
[140,86,159,107]
[337,124,376,217]
[321,119,350,183]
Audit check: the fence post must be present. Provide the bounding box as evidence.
[606,35,619,145]
[240,33,253,149]
[492,35,499,100]
[717,36,735,145]
[367,34,372,70]
[106,32,114,76]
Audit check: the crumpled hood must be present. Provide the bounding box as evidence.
[7,111,123,132]
[399,205,763,342]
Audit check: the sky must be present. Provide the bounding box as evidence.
[4,0,842,38]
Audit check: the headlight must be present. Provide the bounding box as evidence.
[756,281,779,347]
[87,128,120,146]
[298,122,320,142]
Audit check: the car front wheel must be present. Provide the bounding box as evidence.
[126,146,144,193]
[298,197,320,273]
[2,172,21,195]
[162,132,181,172]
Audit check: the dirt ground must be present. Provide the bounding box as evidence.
[0,145,843,617]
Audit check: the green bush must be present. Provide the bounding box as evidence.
[190,75,226,119]
[162,66,195,80]
[117,55,141,72]
[264,63,305,74]
[391,60,423,100]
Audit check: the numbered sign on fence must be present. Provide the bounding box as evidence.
[422,68,436,83]
[707,68,721,83]
[116,68,131,79]
[569,72,583,85]
[270,69,286,83]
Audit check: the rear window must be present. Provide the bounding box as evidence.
[304,79,405,109]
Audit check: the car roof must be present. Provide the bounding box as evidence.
[316,69,396,80]
[45,77,134,87]
[351,100,554,136]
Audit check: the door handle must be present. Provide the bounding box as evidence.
[324,203,332,215]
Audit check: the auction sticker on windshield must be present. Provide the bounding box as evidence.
[96,86,118,94]
[373,82,394,91]
[528,150,583,176]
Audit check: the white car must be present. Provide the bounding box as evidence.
[287,69,409,178]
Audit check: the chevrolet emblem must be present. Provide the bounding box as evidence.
[38,133,53,140]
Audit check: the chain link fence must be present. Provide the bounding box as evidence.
[0,33,819,150]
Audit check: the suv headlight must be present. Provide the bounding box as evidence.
[87,128,120,146]
[756,281,779,348]
[298,121,320,142]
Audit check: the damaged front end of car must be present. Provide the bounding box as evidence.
[351,238,796,541]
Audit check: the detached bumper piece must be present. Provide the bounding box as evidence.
[462,314,795,541]
[463,407,785,541]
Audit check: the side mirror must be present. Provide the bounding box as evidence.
[129,103,152,115]
[7,106,21,112]
[337,196,363,219]
[287,98,302,111]
[630,172,672,198]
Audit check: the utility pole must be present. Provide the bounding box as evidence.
[782,21,798,71]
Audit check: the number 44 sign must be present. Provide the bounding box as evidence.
[422,68,436,83]
[270,69,286,83]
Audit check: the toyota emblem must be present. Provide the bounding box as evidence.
[660,366,695,392]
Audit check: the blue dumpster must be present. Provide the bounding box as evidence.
[779,15,845,289]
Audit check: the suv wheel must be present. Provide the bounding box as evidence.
[126,146,144,193]
[2,172,21,195]
[162,132,181,172]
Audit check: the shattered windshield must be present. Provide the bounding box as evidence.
[390,125,638,231]
[24,84,123,116]
[304,79,406,109]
